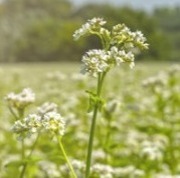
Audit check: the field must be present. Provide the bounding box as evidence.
[0,62,180,178]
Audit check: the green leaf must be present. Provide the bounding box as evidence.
[86,90,105,113]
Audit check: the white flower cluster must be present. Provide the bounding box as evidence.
[113,166,145,177]
[12,111,65,140]
[111,24,148,50]
[60,159,85,177]
[142,73,167,88]
[59,160,144,178]
[37,102,58,116]
[81,49,110,77]
[140,140,164,161]
[74,17,148,77]
[38,161,60,178]
[12,114,41,140]
[110,46,135,68]
[81,47,135,77]
[73,17,106,40]
[43,112,65,135]
[5,88,35,109]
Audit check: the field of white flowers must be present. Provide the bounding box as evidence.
[0,61,180,178]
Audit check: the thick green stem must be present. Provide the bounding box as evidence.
[85,105,98,178]
[85,73,106,178]
[57,136,77,178]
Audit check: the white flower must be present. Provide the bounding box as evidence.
[74,18,149,77]
[113,166,144,177]
[109,47,135,68]
[12,110,66,139]
[81,49,110,77]
[43,112,65,136]
[38,161,60,177]
[11,114,41,140]
[91,163,113,175]
[12,120,28,134]
[134,30,149,49]
[5,88,35,109]
[111,24,148,50]
[142,73,167,88]
[37,102,58,116]
[24,114,42,134]
[93,149,106,161]
[71,159,85,170]
[73,17,106,40]
[140,141,163,161]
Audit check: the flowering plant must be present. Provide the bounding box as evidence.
[74,17,148,178]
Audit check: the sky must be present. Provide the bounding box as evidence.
[71,0,180,11]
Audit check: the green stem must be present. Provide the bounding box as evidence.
[85,105,98,178]
[104,115,112,163]
[85,73,106,178]
[21,139,25,160]
[17,109,25,161]
[8,105,19,120]
[57,136,77,178]
[19,134,40,178]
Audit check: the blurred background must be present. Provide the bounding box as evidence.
[0,0,180,63]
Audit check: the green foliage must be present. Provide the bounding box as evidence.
[13,18,81,62]
[0,0,178,62]
[154,7,180,60]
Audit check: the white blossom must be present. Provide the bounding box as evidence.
[111,24,148,50]
[12,111,66,139]
[37,102,58,116]
[38,161,60,177]
[24,114,42,134]
[113,166,144,177]
[73,17,106,40]
[5,88,35,109]
[142,73,167,88]
[11,114,41,140]
[109,47,135,68]
[43,112,65,136]
[140,141,163,161]
[81,49,110,77]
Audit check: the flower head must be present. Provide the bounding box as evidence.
[12,111,66,140]
[111,24,148,50]
[109,47,135,68]
[73,17,106,40]
[5,88,35,110]
[12,114,41,140]
[37,102,58,116]
[74,18,148,78]
[43,112,65,136]
[81,49,110,77]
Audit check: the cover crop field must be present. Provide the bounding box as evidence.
[0,62,180,178]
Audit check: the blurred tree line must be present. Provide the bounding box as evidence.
[0,0,179,62]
